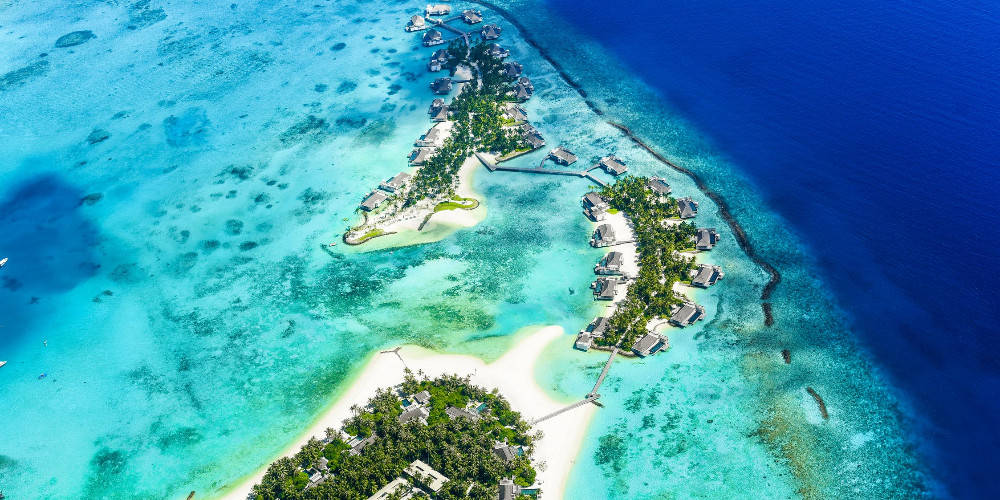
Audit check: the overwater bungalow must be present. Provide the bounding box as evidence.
[695,228,720,250]
[409,147,434,165]
[691,264,724,288]
[481,23,502,40]
[405,460,449,492]
[503,61,523,80]
[582,191,609,210]
[503,102,527,122]
[360,190,388,211]
[488,43,510,59]
[575,316,609,351]
[632,332,667,357]
[590,223,616,247]
[416,124,445,147]
[574,332,594,351]
[499,478,522,500]
[519,124,545,149]
[445,406,481,421]
[430,77,452,94]
[677,196,699,218]
[422,29,444,47]
[431,104,449,122]
[462,9,483,24]
[592,277,618,300]
[513,76,534,100]
[428,98,445,115]
[595,251,624,275]
[670,302,706,327]
[379,172,412,193]
[648,176,671,197]
[425,4,451,16]
[398,405,430,425]
[598,155,628,176]
[405,14,427,32]
[549,146,577,165]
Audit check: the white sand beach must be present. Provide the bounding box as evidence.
[217,325,594,500]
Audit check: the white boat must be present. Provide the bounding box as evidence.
[0,361,7,368]
[0,257,7,268]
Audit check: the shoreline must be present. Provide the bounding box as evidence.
[214,326,593,500]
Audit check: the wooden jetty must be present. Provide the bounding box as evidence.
[474,152,608,186]
[588,347,618,397]
[531,393,601,424]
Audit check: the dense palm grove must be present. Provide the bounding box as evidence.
[250,372,538,500]
[406,41,528,202]
[595,177,698,348]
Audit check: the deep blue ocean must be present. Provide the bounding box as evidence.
[545,0,1000,496]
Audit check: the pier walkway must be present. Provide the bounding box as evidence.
[531,393,601,424]
[427,17,473,45]
[474,152,608,187]
[588,347,618,397]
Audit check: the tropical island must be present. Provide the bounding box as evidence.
[250,372,539,500]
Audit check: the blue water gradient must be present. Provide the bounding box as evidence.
[541,0,1000,496]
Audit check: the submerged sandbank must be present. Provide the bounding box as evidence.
[216,326,593,500]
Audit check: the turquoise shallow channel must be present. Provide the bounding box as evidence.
[0,0,933,499]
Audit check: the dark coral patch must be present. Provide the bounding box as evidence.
[55,30,96,48]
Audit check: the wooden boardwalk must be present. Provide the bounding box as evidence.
[474,152,608,186]
[427,17,473,45]
[531,393,601,424]
[588,347,618,397]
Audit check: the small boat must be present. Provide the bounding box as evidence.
[329,242,337,247]
[0,361,7,368]
[0,257,7,268]
[38,373,47,379]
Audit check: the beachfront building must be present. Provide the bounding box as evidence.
[481,23,502,40]
[379,172,412,193]
[514,76,534,100]
[592,277,619,301]
[595,251,624,275]
[649,177,671,197]
[445,406,481,421]
[632,332,667,357]
[695,228,720,250]
[591,223,616,247]
[493,442,517,462]
[413,390,431,405]
[429,98,446,115]
[422,29,444,47]
[582,191,609,211]
[368,478,423,500]
[575,316,609,351]
[398,405,430,425]
[462,9,483,24]
[409,147,434,165]
[520,125,545,150]
[488,43,510,59]
[670,302,706,327]
[691,264,724,288]
[428,49,449,72]
[598,155,628,176]
[405,459,449,492]
[416,124,446,147]
[405,15,427,32]
[677,196,699,218]
[360,190,388,211]
[549,146,577,165]
[425,4,451,16]
[503,103,527,122]
[499,478,522,500]
[430,77,453,94]
[348,434,377,455]
[504,61,523,80]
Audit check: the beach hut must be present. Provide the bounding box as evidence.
[669,302,706,327]
[379,172,412,193]
[398,406,430,425]
[677,197,699,218]
[520,125,545,149]
[413,390,431,405]
[695,228,720,250]
[493,442,517,462]
[409,148,434,165]
[592,277,618,300]
[690,264,724,288]
[632,332,667,357]
[368,478,413,500]
[513,76,534,100]
[574,332,594,351]
[445,406,481,421]
[406,15,427,32]
[488,43,510,59]
[503,103,527,122]
[422,29,444,46]
[590,223,616,247]
[349,434,377,455]
[416,124,446,147]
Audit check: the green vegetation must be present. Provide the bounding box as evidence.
[433,198,479,212]
[408,41,528,203]
[355,228,385,243]
[251,372,539,500]
[595,177,698,349]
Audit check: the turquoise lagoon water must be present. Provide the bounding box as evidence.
[0,0,930,499]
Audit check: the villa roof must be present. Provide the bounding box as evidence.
[445,406,481,421]
[691,264,724,288]
[503,103,527,122]
[405,459,449,492]
[462,9,483,24]
[410,15,425,26]
[430,77,452,94]
[593,277,618,300]
[574,332,593,351]
[413,390,431,405]
[481,23,502,40]
[367,478,412,500]
[422,29,442,45]
[520,125,545,149]
[425,4,451,16]
[599,155,628,175]
[632,333,666,357]
[594,223,615,242]
[432,104,449,121]
[360,190,388,211]
[429,98,445,113]
[504,61,523,79]
[350,434,377,455]
[493,443,516,462]
[695,228,719,250]
[380,172,412,192]
[398,405,430,425]
[678,197,698,218]
[488,43,510,59]
[409,148,434,165]
[499,478,522,500]
[649,177,671,195]
[549,147,577,165]
[595,251,623,274]
[582,191,608,209]
[587,316,609,336]
[430,49,450,62]
[417,124,445,146]
[670,303,706,327]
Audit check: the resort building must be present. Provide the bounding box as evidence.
[429,98,445,115]
[428,50,448,72]
[691,264,724,288]
[379,172,412,193]
[481,23,502,40]
[348,434,377,455]
[514,76,534,100]
[360,190,388,211]
[595,251,624,275]
[549,146,577,165]
[409,147,434,165]
[520,125,545,149]
[488,43,510,59]
[592,276,619,301]
[398,405,430,425]
[368,478,423,500]
[575,316,609,351]
[590,223,616,247]
[405,15,426,32]
[462,9,483,24]
[598,155,628,176]
[499,478,523,500]
[632,332,667,357]
[503,103,527,122]
[493,442,517,462]
[445,406,481,421]
[695,228,720,250]
[649,176,671,197]
[582,191,609,210]
[430,77,452,94]
[677,197,699,218]
[503,61,523,80]
[425,4,451,16]
[416,124,446,147]
[404,460,449,492]
[422,29,444,47]
[413,390,431,405]
[670,302,706,327]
